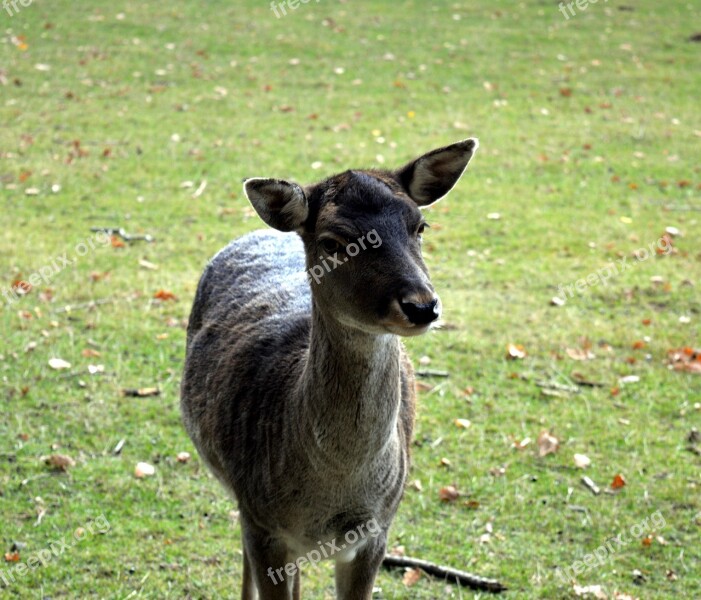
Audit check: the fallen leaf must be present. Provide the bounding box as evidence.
[667,347,701,374]
[81,348,101,358]
[506,343,526,360]
[12,280,32,295]
[574,453,591,469]
[48,358,71,370]
[402,568,422,586]
[566,347,595,361]
[573,584,607,599]
[550,296,566,306]
[408,479,423,492]
[134,462,156,478]
[416,381,434,392]
[537,431,559,457]
[153,290,177,301]
[512,437,531,450]
[44,454,75,471]
[439,485,459,502]
[611,473,626,489]
[4,552,20,563]
[139,259,158,270]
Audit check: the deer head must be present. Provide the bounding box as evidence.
[243,138,478,337]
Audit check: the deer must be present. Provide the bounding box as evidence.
[181,138,479,599]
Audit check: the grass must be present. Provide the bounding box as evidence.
[1,0,700,598]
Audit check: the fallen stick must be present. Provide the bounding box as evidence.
[382,554,507,593]
[90,226,154,243]
[416,369,450,378]
[54,297,117,313]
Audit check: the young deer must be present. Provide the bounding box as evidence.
[181,138,478,599]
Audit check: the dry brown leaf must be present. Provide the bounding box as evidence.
[537,431,560,457]
[438,485,459,502]
[415,381,434,392]
[153,289,177,301]
[44,454,75,471]
[402,567,422,586]
[667,347,701,374]
[566,347,595,361]
[408,479,423,492]
[611,473,626,489]
[512,437,531,450]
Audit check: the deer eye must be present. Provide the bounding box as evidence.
[416,222,429,239]
[320,237,345,255]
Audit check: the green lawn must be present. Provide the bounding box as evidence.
[1,0,700,598]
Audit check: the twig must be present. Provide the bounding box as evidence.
[535,380,579,394]
[91,226,154,243]
[382,555,507,593]
[416,369,450,378]
[581,475,601,495]
[54,297,117,313]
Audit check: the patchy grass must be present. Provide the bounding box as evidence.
[1,0,700,598]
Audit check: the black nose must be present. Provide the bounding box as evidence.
[400,298,440,326]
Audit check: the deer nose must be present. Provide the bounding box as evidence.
[399,297,440,326]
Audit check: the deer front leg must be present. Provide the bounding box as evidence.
[334,535,387,600]
[241,523,297,600]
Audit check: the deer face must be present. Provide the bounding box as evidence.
[244,138,478,336]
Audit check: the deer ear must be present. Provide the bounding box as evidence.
[395,138,479,207]
[243,178,308,232]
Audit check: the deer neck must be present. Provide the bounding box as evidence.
[298,301,402,470]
